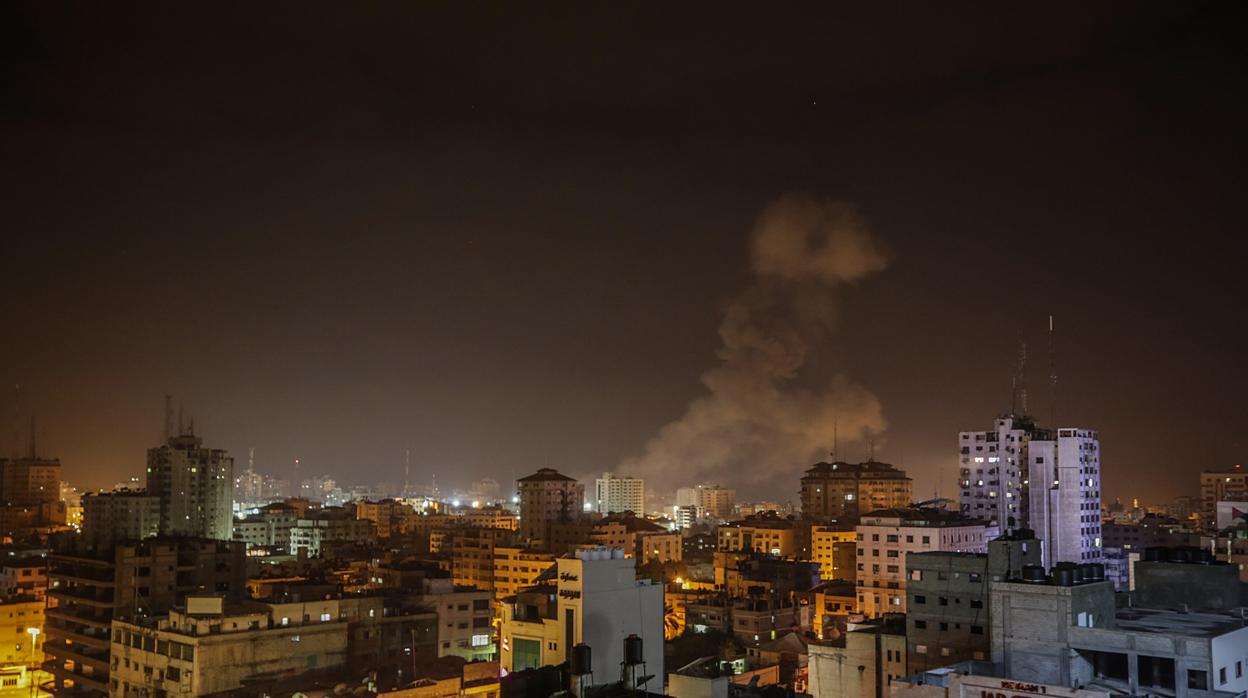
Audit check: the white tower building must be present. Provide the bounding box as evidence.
[958,414,1040,531]
[1028,427,1102,567]
[595,472,644,515]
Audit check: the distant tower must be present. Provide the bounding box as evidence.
[404,449,411,497]
[147,426,234,541]
[1048,315,1057,426]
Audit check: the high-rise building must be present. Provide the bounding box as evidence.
[1201,465,1248,528]
[80,489,161,550]
[800,461,912,523]
[698,485,736,520]
[517,468,583,544]
[958,414,1041,530]
[0,448,64,528]
[146,431,233,541]
[1028,427,1102,566]
[594,472,644,515]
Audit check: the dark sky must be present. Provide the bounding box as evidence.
[2,3,1245,503]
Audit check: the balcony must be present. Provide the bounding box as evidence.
[49,587,115,608]
[44,620,112,651]
[43,639,111,672]
[45,606,112,631]
[42,659,109,694]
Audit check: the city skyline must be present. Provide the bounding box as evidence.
[4,3,1245,504]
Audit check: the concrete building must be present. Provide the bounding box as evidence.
[811,526,857,582]
[81,490,161,551]
[905,531,1041,671]
[499,547,663,685]
[1028,427,1103,566]
[517,469,583,544]
[43,537,246,697]
[677,485,736,522]
[1202,466,1248,530]
[428,583,495,661]
[493,546,557,600]
[0,557,48,599]
[595,472,645,516]
[448,526,515,591]
[288,508,374,557]
[800,461,912,524]
[810,580,857,640]
[958,414,1040,531]
[992,565,1248,698]
[146,431,233,541]
[717,514,800,558]
[0,595,45,693]
[1133,547,1245,611]
[892,668,1110,698]
[807,614,907,698]
[0,453,62,515]
[855,507,992,617]
[355,498,417,538]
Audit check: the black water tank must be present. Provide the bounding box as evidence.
[571,644,592,675]
[1052,567,1075,586]
[1168,548,1192,563]
[1144,547,1166,562]
[1193,549,1213,565]
[1021,565,1047,583]
[1087,563,1105,581]
[1071,565,1086,584]
[624,634,644,666]
[1016,528,1036,540]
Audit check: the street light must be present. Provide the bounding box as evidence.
[26,627,40,698]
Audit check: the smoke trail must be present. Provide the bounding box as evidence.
[621,194,889,490]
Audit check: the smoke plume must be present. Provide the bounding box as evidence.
[621,194,890,492]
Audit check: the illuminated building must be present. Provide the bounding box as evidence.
[594,472,644,516]
[80,490,161,551]
[516,469,583,545]
[1028,427,1102,566]
[492,546,557,600]
[800,460,912,524]
[810,525,857,582]
[0,557,47,600]
[146,430,234,542]
[1201,465,1248,529]
[854,506,991,617]
[0,595,44,692]
[716,513,800,557]
[958,414,1040,530]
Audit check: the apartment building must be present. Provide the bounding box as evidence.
[800,461,912,524]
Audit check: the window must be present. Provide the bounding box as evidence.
[970,600,983,609]
[1237,662,1242,679]
[970,625,984,635]
[939,622,948,631]
[914,620,927,629]
[916,644,927,654]
[914,595,926,604]
[1221,668,1228,686]
[922,536,930,545]
[320,613,332,622]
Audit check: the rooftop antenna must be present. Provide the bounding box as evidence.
[1012,338,1028,416]
[177,405,185,437]
[1048,315,1057,426]
[831,416,839,462]
[12,383,20,459]
[404,448,411,496]
[163,394,173,442]
[248,447,255,475]
[28,416,36,459]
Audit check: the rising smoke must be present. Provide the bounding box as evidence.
[621,194,890,491]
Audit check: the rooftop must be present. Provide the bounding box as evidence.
[518,468,577,483]
[803,460,910,479]
[860,506,981,527]
[1110,607,1248,638]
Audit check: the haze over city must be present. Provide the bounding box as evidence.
[3,3,1244,505]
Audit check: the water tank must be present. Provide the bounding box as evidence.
[624,634,644,666]
[1021,565,1047,583]
[1071,565,1086,584]
[612,547,625,560]
[1167,548,1191,564]
[1051,567,1075,586]
[1144,547,1166,562]
[1193,549,1213,564]
[571,643,592,675]
[1087,563,1105,581]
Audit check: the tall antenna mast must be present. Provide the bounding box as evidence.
[28,416,36,459]
[404,448,411,497]
[163,394,173,442]
[1048,315,1057,426]
[831,416,839,461]
[248,447,255,475]
[12,384,20,459]
[1016,339,1028,416]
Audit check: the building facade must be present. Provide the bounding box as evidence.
[517,469,583,544]
[1028,428,1102,566]
[801,461,912,523]
[146,432,233,541]
[81,490,161,551]
[594,472,644,515]
[958,414,1040,530]
[855,507,992,617]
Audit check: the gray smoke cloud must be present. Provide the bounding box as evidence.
[620,194,890,493]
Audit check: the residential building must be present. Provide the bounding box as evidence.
[80,490,161,551]
[0,595,44,692]
[499,547,662,681]
[810,526,857,582]
[1201,466,1248,529]
[146,431,233,541]
[449,527,515,591]
[990,566,1248,698]
[0,452,65,528]
[428,583,495,661]
[855,506,991,617]
[517,469,583,544]
[958,414,1041,530]
[456,505,519,531]
[807,614,907,698]
[810,580,857,640]
[355,499,417,538]
[231,501,304,551]
[594,472,645,515]
[800,461,912,524]
[0,557,47,599]
[43,537,246,697]
[288,508,374,557]
[492,547,557,601]
[717,513,800,558]
[904,530,1040,671]
[1028,427,1103,565]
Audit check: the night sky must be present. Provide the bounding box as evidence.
[2,3,1245,503]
